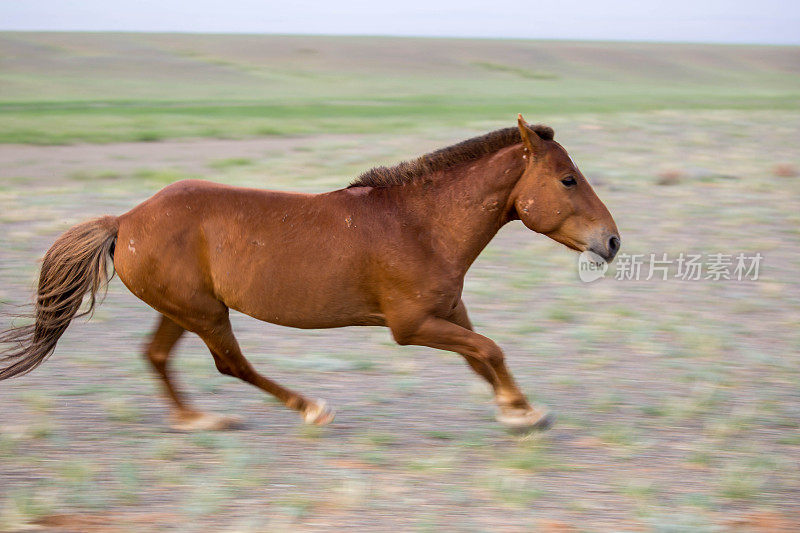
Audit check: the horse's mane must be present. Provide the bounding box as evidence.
[348,125,554,188]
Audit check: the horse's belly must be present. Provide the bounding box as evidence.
[228,292,386,329]
[237,303,386,329]
[214,261,383,329]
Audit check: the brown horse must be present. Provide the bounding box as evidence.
[0,115,619,431]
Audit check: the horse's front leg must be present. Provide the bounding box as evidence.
[389,309,552,430]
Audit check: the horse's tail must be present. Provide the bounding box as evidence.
[0,216,119,380]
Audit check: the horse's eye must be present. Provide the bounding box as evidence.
[561,176,577,187]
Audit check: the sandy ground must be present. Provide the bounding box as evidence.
[1,114,799,531]
[0,137,332,181]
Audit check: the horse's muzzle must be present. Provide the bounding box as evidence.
[589,233,621,262]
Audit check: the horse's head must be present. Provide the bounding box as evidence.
[511,115,620,262]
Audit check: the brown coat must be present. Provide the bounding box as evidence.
[1,116,619,431]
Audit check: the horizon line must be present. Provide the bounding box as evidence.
[1,29,798,47]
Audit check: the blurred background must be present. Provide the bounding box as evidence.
[0,1,798,531]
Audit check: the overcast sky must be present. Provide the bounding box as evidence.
[1,0,798,45]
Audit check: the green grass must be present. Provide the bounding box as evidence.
[470,61,559,80]
[0,32,798,144]
[208,157,254,169]
[2,93,797,145]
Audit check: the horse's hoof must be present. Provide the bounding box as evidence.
[303,400,335,426]
[170,412,243,432]
[496,408,554,432]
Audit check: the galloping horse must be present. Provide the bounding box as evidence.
[0,116,619,431]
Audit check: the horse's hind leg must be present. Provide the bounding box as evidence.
[144,314,241,431]
[196,315,334,426]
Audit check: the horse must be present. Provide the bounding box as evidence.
[0,115,619,431]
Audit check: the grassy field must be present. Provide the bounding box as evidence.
[1,32,799,143]
[0,33,799,532]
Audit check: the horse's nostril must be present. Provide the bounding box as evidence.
[608,236,620,256]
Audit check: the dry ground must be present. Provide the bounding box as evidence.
[0,109,799,531]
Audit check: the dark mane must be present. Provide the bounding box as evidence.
[348,124,554,188]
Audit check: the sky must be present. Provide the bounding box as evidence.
[1,0,798,45]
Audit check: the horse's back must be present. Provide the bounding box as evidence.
[115,180,387,328]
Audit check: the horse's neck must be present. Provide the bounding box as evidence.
[401,144,524,272]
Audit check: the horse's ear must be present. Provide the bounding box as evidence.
[517,114,545,155]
